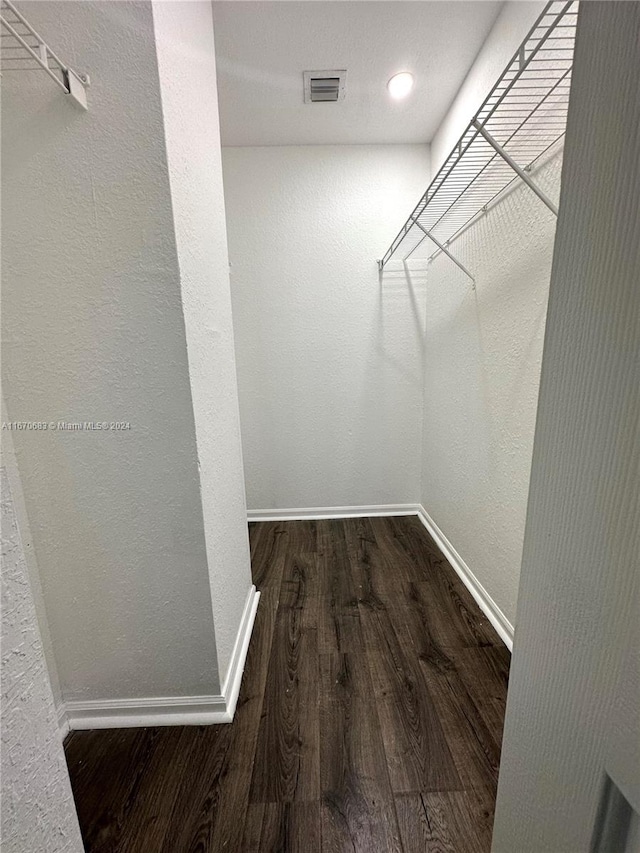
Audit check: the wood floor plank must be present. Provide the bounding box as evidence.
[319,653,403,853]
[443,646,510,741]
[383,516,499,648]
[409,575,498,651]
[249,520,289,592]
[242,802,321,853]
[65,727,181,853]
[365,522,503,804]
[393,515,501,646]
[286,518,319,554]
[317,519,358,604]
[389,515,449,576]
[347,518,466,669]
[381,575,459,678]
[156,724,238,853]
[316,519,364,654]
[249,605,320,803]
[417,660,502,805]
[357,600,462,795]
[344,516,413,604]
[317,601,364,655]
[279,552,320,630]
[395,791,492,853]
[337,517,409,655]
[241,802,265,850]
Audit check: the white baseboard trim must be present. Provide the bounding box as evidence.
[63,694,230,730]
[220,584,261,721]
[416,506,514,651]
[57,703,70,740]
[62,585,260,731]
[247,504,422,522]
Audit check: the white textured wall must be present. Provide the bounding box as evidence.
[419,152,560,629]
[492,3,639,849]
[1,407,64,714]
[2,1,220,700]
[417,0,557,630]
[152,1,252,684]
[1,465,83,853]
[222,144,430,511]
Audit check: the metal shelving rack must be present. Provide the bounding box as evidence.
[378,0,578,279]
[0,0,89,109]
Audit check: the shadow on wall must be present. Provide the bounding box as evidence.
[378,149,563,628]
[376,261,427,385]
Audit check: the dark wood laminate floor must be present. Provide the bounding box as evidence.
[65,516,510,853]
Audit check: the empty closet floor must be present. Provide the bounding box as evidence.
[65,516,510,853]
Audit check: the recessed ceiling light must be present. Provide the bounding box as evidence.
[387,71,414,100]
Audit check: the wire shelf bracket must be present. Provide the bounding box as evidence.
[0,0,89,109]
[377,0,578,276]
[471,119,558,216]
[409,218,475,283]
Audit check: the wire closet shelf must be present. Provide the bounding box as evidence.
[0,0,88,108]
[378,0,578,278]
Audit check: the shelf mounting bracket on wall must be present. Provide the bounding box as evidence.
[410,218,475,283]
[471,119,558,216]
[0,0,89,109]
[377,0,577,275]
[377,217,475,285]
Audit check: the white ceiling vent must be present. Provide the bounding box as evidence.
[303,70,346,103]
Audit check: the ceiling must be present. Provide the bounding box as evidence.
[212,1,504,147]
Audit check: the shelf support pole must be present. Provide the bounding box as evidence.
[410,218,475,283]
[472,119,559,216]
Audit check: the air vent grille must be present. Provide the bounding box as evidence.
[303,70,346,104]
[310,77,340,101]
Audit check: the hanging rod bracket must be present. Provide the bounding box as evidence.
[0,0,89,109]
[410,218,475,285]
[471,119,558,216]
[66,67,88,109]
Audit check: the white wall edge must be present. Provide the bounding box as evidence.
[62,585,260,731]
[247,504,422,522]
[416,505,514,650]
